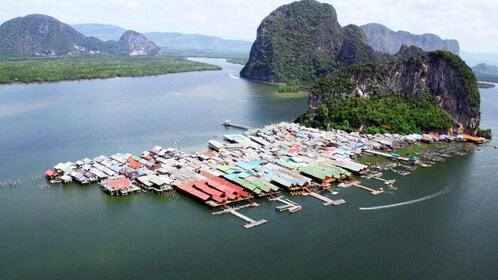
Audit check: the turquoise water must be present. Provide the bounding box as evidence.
[0,59,497,279]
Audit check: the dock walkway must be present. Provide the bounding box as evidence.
[363,173,396,185]
[352,183,384,195]
[364,150,410,162]
[269,196,301,212]
[213,204,266,229]
[229,209,267,228]
[308,192,346,206]
[223,121,252,130]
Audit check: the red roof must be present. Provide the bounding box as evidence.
[288,147,298,154]
[45,170,58,177]
[178,183,210,201]
[205,179,237,200]
[107,178,132,190]
[429,133,441,140]
[201,172,248,198]
[127,158,142,170]
[211,195,224,203]
[193,181,224,199]
[203,150,214,157]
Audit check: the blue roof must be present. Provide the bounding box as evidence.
[260,129,271,135]
[137,169,146,176]
[236,162,253,171]
[110,165,123,173]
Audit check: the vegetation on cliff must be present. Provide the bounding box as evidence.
[300,50,481,135]
[477,128,492,139]
[278,80,303,93]
[296,93,453,134]
[240,0,380,82]
[430,51,480,108]
[0,57,221,84]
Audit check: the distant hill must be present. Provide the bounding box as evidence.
[71,23,126,41]
[0,14,159,57]
[144,32,252,52]
[461,51,498,67]
[117,30,160,56]
[72,23,252,54]
[0,14,111,56]
[472,63,498,83]
[361,23,459,55]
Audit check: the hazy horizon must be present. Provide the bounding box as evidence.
[0,0,497,54]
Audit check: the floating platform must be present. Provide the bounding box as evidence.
[352,183,384,195]
[213,203,267,229]
[363,172,396,185]
[223,121,252,130]
[302,187,345,206]
[308,192,346,206]
[364,150,410,162]
[269,196,301,213]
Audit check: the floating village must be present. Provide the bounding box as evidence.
[43,121,486,229]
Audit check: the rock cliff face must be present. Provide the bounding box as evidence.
[240,0,378,82]
[361,23,459,55]
[118,30,161,56]
[308,51,480,134]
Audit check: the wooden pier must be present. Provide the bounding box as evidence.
[352,183,384,195]
[364,150,410,162]
[269,196,301,212]
[363,172,396,185]
[213,204,267,229]
[303,188,345,206]
[223,121,252,130]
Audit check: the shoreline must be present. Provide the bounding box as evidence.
[0,67,222,86]
[0,57,222,86]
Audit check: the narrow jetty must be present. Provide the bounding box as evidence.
[365,150,410,162]
[223,120,252,130]
[303,187,345,206]
[363,172,396,185]
[269,196,301,212]
[352,183,384,195]
[213,204,267,229]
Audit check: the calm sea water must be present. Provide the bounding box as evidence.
[0,59,497,279]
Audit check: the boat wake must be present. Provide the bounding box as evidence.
[228,71,240,80]
[358,185,454,211]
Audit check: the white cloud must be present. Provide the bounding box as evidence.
[0,0,496,53]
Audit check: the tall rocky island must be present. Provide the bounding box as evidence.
[242,0,481,135]
[240,0,378,82]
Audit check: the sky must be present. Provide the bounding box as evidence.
[0,0,497,53]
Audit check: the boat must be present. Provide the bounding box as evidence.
[276,205,293,212]
[289,205,302,213]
